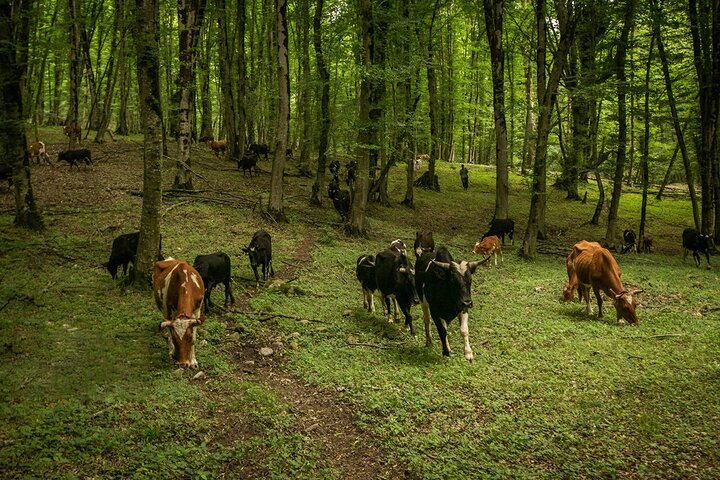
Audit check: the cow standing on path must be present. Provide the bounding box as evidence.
[193,252,235,313]
[375,248,419,337]
[243,230,275,286]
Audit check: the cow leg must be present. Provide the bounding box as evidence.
[593,286,603,318]
[393,298,401,323]
[252,266,260,286]
[434,318,451,356]
[510,231,514,245]
[269,261,275,277]
[402,304,416,339]
[224,279,235,306]
[458,311,474,362]
[421,301,433,347]
[189,328,198,368]
[704,251,711,268]
[582,287,592,315]
[683,248,689,261]
[122,262,128,277]
[499,247,503,263]
[361,288,368,310]
[493,251,497,266]
[694,251,701,267]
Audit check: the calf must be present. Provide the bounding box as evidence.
[243,230,275,286]
[328,177,351,220]
[641,236,653,253]
[415,247,486,361]
[375,249,420,336]
[207,139,227,157]
[414,231,435,258]
[621,229,637,253]
[682,228,714,268]
[63,125,82,144]
[103,232,163,279]
[29,141,51,165]
[237,152,259,176]
[572,244,641,324]
[472,235,502,265]
[356,255,377,312]
[153,259,206,368]
[483,218,515,245]
[58,149,93,168]
[248,143,269,160]
[193,252,235,313]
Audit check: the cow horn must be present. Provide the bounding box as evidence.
[431,260,451,270]
[630,288,643,295]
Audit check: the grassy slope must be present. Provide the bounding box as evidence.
[0,135,718,478]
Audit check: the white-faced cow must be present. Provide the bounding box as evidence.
[621,229,637,253]
[243,230,275,286]
[356,255,377,312]
[682,228,714,268]
[153,259,207,368]
[414,231,435,258]
[374,249,420,336]
[472,235,502,265]
[571,242,642,324]
[193,252,235,313]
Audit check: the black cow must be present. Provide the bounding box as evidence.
[103,232,163,279]
[243,230,275,286]
[356,255,377,312]
[682,228,714,268]
[58,149,93,168]
[193,252,235,313]
[328,159,340,176]
[328,177,350,220]
[415,246,486,361]
[237,152,258,176]
[375,249,420,337]
[413,231,435,258]
[248,143,269,160]
[482,218,515,245]
[621,229,637,253]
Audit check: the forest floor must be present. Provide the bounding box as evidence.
[0,130,719,479]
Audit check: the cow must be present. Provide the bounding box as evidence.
[29,141,51,165]
[472,235,502,265]
[103,232,163,279]
[562,240,602,303]
[58,149,93,168]
[621,229,637,253]
[415,153,430,162]
[207,139,227,157]
[63,125,82,144]
[237,152,259,176]
[328,159,340,176]
[571,243,641,324]
[414,231,435,258]
[243,230,275,286]
[356,255,377,312]
[153,259,206,368]
[641,236,653,253]
[345,160,357,187]
[328,177,350,220]
[389,239,408,256]
[483,218,515,245]
[682,228,714,268]
[193,252,235,313]
[414,157,422,172]
[415,247,486,361]
[248,143,269,160]
[374,248,420,336]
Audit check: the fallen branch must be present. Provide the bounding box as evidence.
[345,342,393,350]
[628,334,684,340]
[238,310,325,323]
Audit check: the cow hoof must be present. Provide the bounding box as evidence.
[464,352,474,362]
[618,319,626,325]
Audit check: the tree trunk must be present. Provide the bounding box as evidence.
[425,0,441,190]
[310,0,330,206]
[198,23,213,141]
[268,0,289,222]
[521,51,535,175]
[639,34,654,247]
[80,23,100,132]
[483,0,509,219]
[295,0,312,176]
[67,0,81,147]
[401,0,416,207]
[94,0,121,144]
[236,0,247,151]
[115,9,130,136]
[132,0,164,285]
[655,129,682,200]
[217,0,238,159]
[605,0,634,250]
[174,0,207,190]
[369,0,387,204]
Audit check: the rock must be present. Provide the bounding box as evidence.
[342,309,352,316]
[243,360,255,365]
[290,332,301,338]
[289,341,299,350]
[228,332,241,341]
[259,347,274,357]
[192,371,206,381]
[173,368,184,375]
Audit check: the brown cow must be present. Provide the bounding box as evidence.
[207,139,227,157]
[562,241,602,302]
[472,235,503,265]
[153,259,207,368]
[571,245,642,324]
[29,141,51,164]
[63,125,82,144]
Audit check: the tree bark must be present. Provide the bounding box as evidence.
[268,0,289,222]
[198,22,213,141]
[67,0,81,147]
[310,0,330,206]
[236,0,247,151]
[94,0,122,143]
[132,0,164,285]
[521,50,535,175]
[217,0,239,159]
[639,33,654,246]
[424,0,441,190]
[115,7,130,136]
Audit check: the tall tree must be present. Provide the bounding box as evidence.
[67,0,82,146]
[217,0,239,159]
[310,0,330,206]
[198,21,213,142]
[94,0,122,143]
[268,0,289,221]
[132,0,164,284]
[173,0,207,190]
[639,32,654,247]
[483,0,509,219]
[424,0,440,190]
[236,0,248,151]
[1,0,43,230]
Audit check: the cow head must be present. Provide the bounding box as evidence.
[430,259,484,311]
[242,246,262,270]
[414,231,434,257]
[397,260,420,305]
[389,239,407,256]
[610,288,642,324]
[160,315,206,368]
[701,234,716,253]
[562,282,576,302]
[102,261,118,280]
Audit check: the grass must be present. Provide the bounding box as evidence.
[1,131,719,478]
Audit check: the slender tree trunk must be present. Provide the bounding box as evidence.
[310,0,330,206]
[639,33,654,246]
[605,0,634,250]
[94,0,121,143]
[198,22,213,140]
[401,0,416,207]
[237,0,247,151]
[483,0,509,219]
[268,0,289,221]
[80,25,100,132]
[67,0,81,147]
[115,10,130,136]
[521,51,535,175]
[425,0,440,190]
[217,0,238,159]
[656,130,682,200]
[132,0,164,285]
[51,49,62,125]
[296,0,312,176]
[370,0,387,204]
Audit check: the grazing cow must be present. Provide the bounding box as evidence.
[328,159,340,175]
[207,139,227,157]
[415,247,486,361]
[345,160,357,187]
[63,125,82,144]
[58,149,93,168]
[641,236,653,253]
[483,218,515,245]
[153,259,206,368]
[472,235,503,265]
[356,255,377,312]
[571,243,641,324]
[414,231,435,258]
[243,230,275,286]
[103,232,163,279]
[682,228,714,268]
[237,152,259,176]
[193,252,235,313]
[374,249,420,336]
[248,143,269,160]
[328,177,351,220]
[621,229,637,253]
[562,240,602,302]
[29,141,51,164]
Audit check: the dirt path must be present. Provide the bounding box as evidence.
[209,230,409,479]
